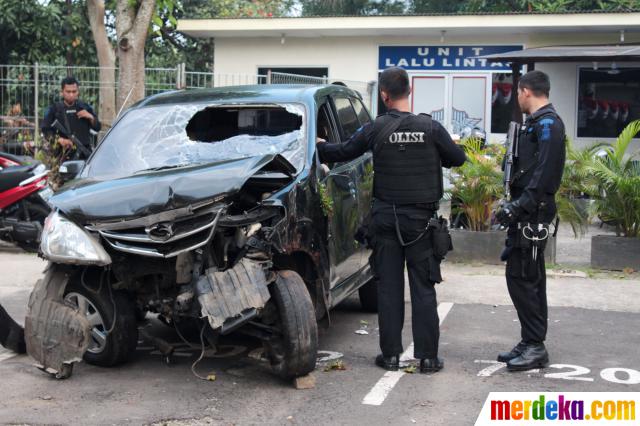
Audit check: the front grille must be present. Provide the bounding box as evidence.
[87,204,225,258]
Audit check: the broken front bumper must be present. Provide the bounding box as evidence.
[24,265,91,379]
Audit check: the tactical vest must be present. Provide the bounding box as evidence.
[372,112,442,204]
[510,109,564,223]
[53,101,93,149]
[511,110,563,193]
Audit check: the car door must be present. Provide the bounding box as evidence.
[317,98,361,289]
[348,97,375,270]
[328,95,371,281]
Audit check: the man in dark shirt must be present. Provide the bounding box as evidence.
[317,67,466,373]
[41,76,101,160]
[496,70,566,371]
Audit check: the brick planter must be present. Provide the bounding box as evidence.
[591,235,640,271]
[447,229,556,265]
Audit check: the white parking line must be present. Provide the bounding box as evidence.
[362,302,454,406]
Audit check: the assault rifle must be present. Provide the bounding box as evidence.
[51,119,92,159]
[503,121,520,201]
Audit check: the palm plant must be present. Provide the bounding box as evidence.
[584,119,640,238]
[555,138,597,237]
[448,138,504,231]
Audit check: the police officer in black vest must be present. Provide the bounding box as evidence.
[41,76,101,160]
[317,67,466,373]
[496,70,566,371]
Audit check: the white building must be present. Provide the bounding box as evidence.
[178,11,640,146]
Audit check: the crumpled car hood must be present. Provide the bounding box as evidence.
[51,154,294,224]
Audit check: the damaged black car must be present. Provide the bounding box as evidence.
[21,85,378,379]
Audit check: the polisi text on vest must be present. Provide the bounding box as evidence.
[388,131,425,143]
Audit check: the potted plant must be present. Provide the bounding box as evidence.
[585,120,640,270]
[447,137,565,264]
[446,138,511,264]
[555,138,594,238]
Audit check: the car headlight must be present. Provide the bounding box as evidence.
[40,211,112,265]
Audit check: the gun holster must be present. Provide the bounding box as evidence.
[355,212,373,247]
[429,216,453,261]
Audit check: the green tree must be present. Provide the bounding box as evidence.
[299,0,405,16]
[146,0,295,71]
[0,0,64,65]
[57,0,100,66]
[302,0,639,15]
[412,0,467,14]
[459,0,639,13]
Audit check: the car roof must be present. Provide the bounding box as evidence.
[134,84,363,108]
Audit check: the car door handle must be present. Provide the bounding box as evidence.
[348,181,356,197]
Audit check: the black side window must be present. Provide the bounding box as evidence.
[351,98,372,126]
[317,104,338,144]
[333,97,360,139]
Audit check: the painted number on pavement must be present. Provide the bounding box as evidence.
[474,360,640,385]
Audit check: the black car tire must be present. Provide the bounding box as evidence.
[358,277,379,313]
[64,279,138,367]
[265,270,318,379]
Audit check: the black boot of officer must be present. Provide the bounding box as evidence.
[495,70,566,372]
[316,67,465,374]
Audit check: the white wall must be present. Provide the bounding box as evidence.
[537,62,580,145]
[213,33,544,81]
[213,31,640,79]
[213,31,640,150]
[214,37,378,82]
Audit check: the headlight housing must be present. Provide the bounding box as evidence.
[40,211,112,265]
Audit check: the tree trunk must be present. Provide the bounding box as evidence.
[65,0,73,67]
[115,0,156,112]
[87,0,116,128]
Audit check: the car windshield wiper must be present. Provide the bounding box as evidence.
[134,163,194,174]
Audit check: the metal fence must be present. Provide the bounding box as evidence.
[268,71,377,113]
[0,63,184,155]
[0,64,376,156]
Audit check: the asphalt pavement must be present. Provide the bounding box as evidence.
[0,231,639,425]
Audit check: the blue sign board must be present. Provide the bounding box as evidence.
[379,45,522,71]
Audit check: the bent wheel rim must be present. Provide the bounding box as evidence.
[64,292,108,354]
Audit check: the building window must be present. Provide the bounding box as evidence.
[577,67,639,138]
[491,73,514,134]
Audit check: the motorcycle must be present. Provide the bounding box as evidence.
[0,152,52,252]
[0,152,32,168]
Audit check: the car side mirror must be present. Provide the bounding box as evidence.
[59,160,85,182]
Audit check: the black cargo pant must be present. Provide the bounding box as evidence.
[371,208,441,360]
[505,226,548,344]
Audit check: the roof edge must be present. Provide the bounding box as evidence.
[181,9,640,20]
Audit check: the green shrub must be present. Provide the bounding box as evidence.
[448,138,504,231]
[584,120,640,238]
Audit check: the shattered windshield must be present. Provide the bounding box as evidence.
[81,103,306,180]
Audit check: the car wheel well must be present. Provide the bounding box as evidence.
[272,251,325,319]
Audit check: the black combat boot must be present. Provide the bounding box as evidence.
[375,354,400,371]
[497,341,527,363]
[419,357,444,373]
[507,343,549,371]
